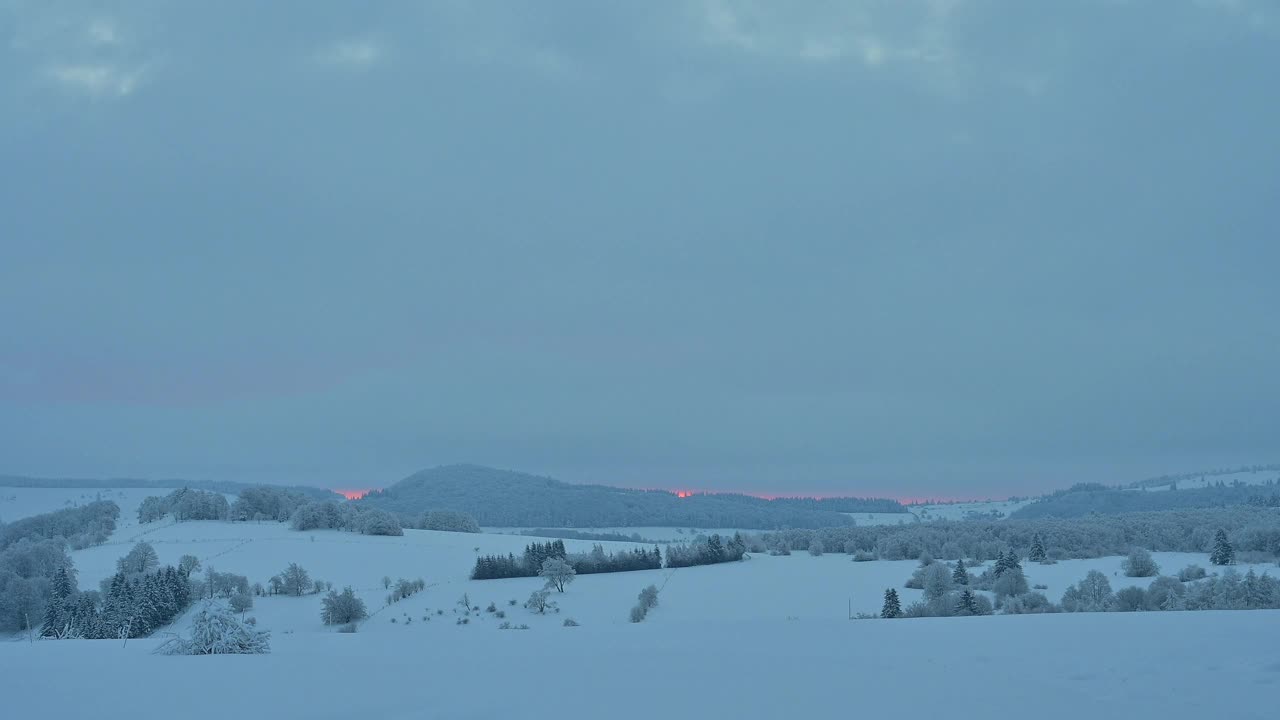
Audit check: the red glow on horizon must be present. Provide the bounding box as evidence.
[337,489,374,500]
[657,487,1003,504]
[675,490,693,499]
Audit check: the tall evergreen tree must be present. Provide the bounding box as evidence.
[955,589,978,616]
[1028,534,1047,563]
[40,566,76,637]
[952,560,969,586]
[881,588,902,619]
[1210,528,1234,565]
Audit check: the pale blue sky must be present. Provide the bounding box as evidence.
[1,1,1277,498]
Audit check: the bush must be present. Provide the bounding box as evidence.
[808,540,825,556]
[1000,592,1057,614]
[1121,548,1160,577]
[1178,564,1208,582]
[338,623,358,633]
[638,584,659,610]
[1113,586,1147,612]
[1061,570,1114,612]
[629,604,648,623]
[851,551,876,562]
[563,618,579,627]
[229,592,253,615]
[156,602,270,655]
[321,587,368,625]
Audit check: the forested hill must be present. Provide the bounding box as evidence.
[1010,481,1280,520]
[0,474,340,500]
[356,464,903,529]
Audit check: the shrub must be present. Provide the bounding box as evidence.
[155,602,270,655]
[1178,564,1208,582]
[851,551,876,562]
[629,605,648,623]
[638,584,660,610]
[321,587,368,625]
[1113,586,1147,612]
[1121,548,1160,578]
[563,618,579,627]
[808,540,825,556]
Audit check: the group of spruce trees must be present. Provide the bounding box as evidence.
[663,533,748,568]
[472,540,665,580]
[41,564,194,639]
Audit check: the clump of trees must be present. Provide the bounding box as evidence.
[288,501,404,536]
[322,587,368,625]
[385,577,426,605]
[664,533,747,569]
[230,486,313,522]
[418,510,481,533]
[271,563,318,596]
[138,489,229,523]
[42,556,196,639]
[0,500,119,551]
[473,540,664,581]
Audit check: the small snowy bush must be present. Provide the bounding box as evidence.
[563,618,579,627]
[156,602,270,655]
[1122,548,1160,578]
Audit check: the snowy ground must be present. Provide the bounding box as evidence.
[3,486,1279,718]
[4,611,1277,720]
[1134,469,1280,491]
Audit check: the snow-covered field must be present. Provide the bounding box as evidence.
[1136,469,1280,491]
[5,611,1278,719]
[4,486,1279,719]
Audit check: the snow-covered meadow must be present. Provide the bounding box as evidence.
[3,486,1278,719]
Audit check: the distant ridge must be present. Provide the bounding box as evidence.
[0,474,340,500]
[355,464,904,529]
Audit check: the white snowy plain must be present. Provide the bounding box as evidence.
[2,487,1278,719]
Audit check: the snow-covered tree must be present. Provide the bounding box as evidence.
[1061,570,1114,612]
[922,562,953,602]
[1210,529,1234,565]
[117,542,159,575]
[1028,534,1047,563]
[808,539,824,556]
[156,601,270,655]
[321,586,368,625]
[993,566,1029,599]
[280,563,311,596]
[881,588,901,618]
[955,589,979,616]
[525,589,552,614]
[178,555,201,575]
[539,558,576,593]
[951,560,969,586]
[229,592,253,616]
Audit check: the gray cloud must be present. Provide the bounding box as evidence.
[1,1,1277,497]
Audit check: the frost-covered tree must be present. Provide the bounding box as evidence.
[881,588,901,618]
[178,555,201,576]
[156,601,270,655]
[922,562,953,602]
[280,563,311,596]
[539,558,576,593]
[359,509,403,536]
[1028,534,1047,563]
[525,588,552,614]
[321,586,368,625]
[1210,529,1234,565]
[229,592,253,616]
[951,560,969,586]
[808,539,824,556]
[993,566,1029,599]
[1061,570,1114,612]
[117,542,159,576]
[1121,548,1160,577]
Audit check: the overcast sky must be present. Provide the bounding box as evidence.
[1,1,1277,499]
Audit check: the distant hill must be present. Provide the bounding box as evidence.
[1010,479,1280,520]
[0,474,340,501]
[356,464,903,529]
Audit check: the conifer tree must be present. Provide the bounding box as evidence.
[955,589,978,616]
[1028,534,1047,563]
[1210,528,1234,565]
[881,588,902,619]
[952,560,968,586]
